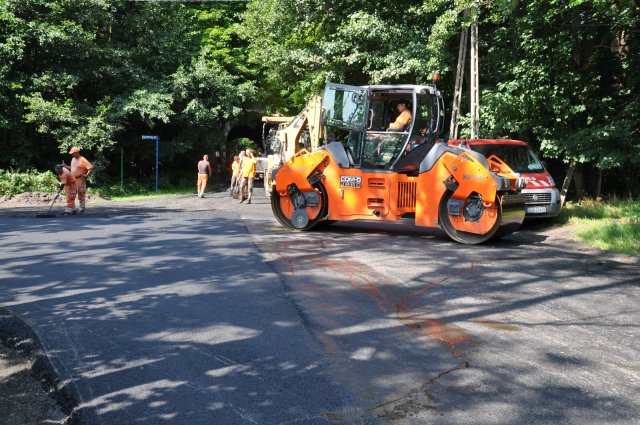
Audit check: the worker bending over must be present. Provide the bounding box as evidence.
[55,163,77,215]
[65,147,94,214]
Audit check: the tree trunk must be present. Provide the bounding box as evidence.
[560,161,577,207]
[573,163,585,198]
[594,168,602,199]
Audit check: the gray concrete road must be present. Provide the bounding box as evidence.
[0,189,638,424]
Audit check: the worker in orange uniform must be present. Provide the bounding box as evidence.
[55,163,77,215]
[238,148,256,204]
[65,147,94,214]
[228,155,241,196]
[197,154,212,198]
[387,101,412,131]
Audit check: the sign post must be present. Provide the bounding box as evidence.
[120,147,124,190]
[141,135,159,192]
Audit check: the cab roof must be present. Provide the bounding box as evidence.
[365,84,438,95]
[448,138,529,146]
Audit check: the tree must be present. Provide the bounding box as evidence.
[0,0,257,182]
[0,0,197,172]
[240,0,456,112]
[479,0,640,196]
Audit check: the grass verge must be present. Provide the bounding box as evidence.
[105,188,194,201]
[557,198,640,256]
[92,181,225,200]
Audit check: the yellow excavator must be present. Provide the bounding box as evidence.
[261,96,323,197]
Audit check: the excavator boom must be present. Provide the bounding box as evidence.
[261,96,323,197]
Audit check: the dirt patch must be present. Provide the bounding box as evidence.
[0,310,74,425]
[0,191,108,207]
[0,343,67,425]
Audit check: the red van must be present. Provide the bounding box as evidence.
[448,139,561,218]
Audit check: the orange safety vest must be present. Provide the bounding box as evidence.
[232,161,240,176]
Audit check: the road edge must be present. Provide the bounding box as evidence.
[0,307,81,425]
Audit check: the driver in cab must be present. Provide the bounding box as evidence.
[386,101,412,131]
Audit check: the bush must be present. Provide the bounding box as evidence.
[0,169,59,195]
[91,180,195,199]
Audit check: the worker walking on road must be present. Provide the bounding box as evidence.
[65,147,93,214]
[197,154,212,198]
[55,163,77,215]
[238,149,256,204]
[229,155,241,195]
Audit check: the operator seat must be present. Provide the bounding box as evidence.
[344,142,355,166]
[393,139,436,175]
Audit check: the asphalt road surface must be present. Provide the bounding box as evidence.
[0,189,638,425]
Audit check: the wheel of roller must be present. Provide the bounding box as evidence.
[438,189,502,244]
[271,181,328,231]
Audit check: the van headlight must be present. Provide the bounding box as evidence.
[516,176,527,189]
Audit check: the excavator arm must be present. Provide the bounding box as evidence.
[262,96,324,197]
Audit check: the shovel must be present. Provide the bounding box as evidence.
[36,189,62,218]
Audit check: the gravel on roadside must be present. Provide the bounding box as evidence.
[0,309,72,425]
[0,342,67,425]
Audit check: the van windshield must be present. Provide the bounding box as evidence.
[471,144,545,173]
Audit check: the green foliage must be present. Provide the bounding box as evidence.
[240,0,453,111]
[478,0,640,171]
[558,197,640,256]
[577,223,640,256]
[0,0,638,199]
[92,182,193,200]
[559,197,639,221]
[172,54,254,124]
[232,138,259,152]
[121,89,174,127]
[0,169,59,195]
[0,0,253,174]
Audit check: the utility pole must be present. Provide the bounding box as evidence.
[470,17,480,139]
[449,27,468,140]
[450,14,480,140]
